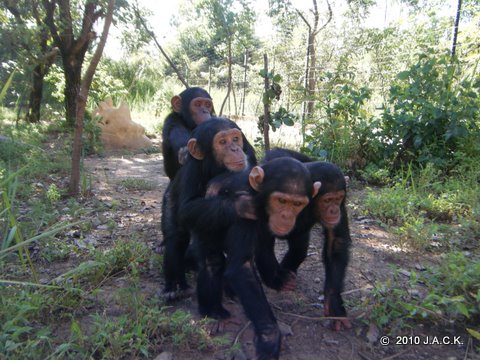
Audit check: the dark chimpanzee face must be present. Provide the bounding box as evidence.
[187,118,249,174]
[314,190,345,229]
[249,159,321,237]
[171,87,214,128]
[211,128,246,172]
[189,97,214,125]
[267,190,310,236]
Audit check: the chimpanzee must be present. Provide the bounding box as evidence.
[161,87,214,180]
[161,117,256,300]
[258,147,352,331]
[181,157,321,359]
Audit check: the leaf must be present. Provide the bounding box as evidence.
[258,69,267,78]
[272,74,282,82]
[454,303,470,318]
[397,71,410,80]
[467,328,480,341]
[0,69,16,102]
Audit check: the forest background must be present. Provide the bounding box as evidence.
[1,0,479,358]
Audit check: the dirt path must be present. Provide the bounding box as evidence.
[82,147,474,360]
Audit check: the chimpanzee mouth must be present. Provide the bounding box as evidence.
[228,160,246,171]
[270,222,294,237]
[322,217,339,227]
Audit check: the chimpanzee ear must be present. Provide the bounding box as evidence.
[171,95,182,113]
[187,138,204,160]
[249,166,264,191]
[312,181,322,198]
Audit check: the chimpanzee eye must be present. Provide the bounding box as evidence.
[233,136,240,142]
[293,201,303,207]
[278,198,287,204]
[219,139,227,145]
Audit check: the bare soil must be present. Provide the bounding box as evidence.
[73,140,477,360]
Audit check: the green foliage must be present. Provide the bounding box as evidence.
[381,49,480,169]
[358,164,390,185]
[303,71,374,168]
[362,253,480,334]
[258,69,296,140]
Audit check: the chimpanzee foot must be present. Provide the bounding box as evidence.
[331,317,352,331]
[159,286,193,301]
[209,315,242,335]
[255,325,281,360]
[324,297,352,331]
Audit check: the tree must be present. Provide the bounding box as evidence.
[1,0,58,123]
[198,0,256,115]
[41,0,114,127]
[69,0,115,195]
[296,0,332,118]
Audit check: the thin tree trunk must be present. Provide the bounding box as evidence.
[219,39,233,116]
[263,54,270,151]
[242,49,248,116]
[69,0,115,195]
[451,0,462,58]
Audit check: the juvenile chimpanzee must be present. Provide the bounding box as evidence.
[161,117,256,300]
[162,87,214,180]
[182,157,321,359]
[258,148,352,331]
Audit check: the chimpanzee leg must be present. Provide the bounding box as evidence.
[196,235,230,319]
[322,213,352,329]
[225,219,281,360]
[162,186,190,295]
[163,228,190,294]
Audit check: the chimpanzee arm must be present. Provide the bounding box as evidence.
[322,208,352,330]
[254,226,292,291]
[224,218,281,359]
[281,230,310,273]
[180,195,238,232]
[178,172,250,232]
[165,120,191,156]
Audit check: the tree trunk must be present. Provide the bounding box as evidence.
[26,65,44,123]
[451,0,462,58]
[219,39,233,116]
[306,32,316,116]
[26,47,58,123]
[263,54,271,151]
[63,57,82,127]
[242,49,248,116]
[69,0,115,195]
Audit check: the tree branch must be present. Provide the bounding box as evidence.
[132,2,188,88]
[314,0,332,36]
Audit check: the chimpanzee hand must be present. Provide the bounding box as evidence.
[280,271,297,291]
[324,291,352,331]
[178,146,189,165]
[234,192,257,220]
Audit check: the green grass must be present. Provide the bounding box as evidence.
[117,178,157,191]
[356,253,480,334]
[362,161,480,250]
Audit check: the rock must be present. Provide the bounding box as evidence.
[153,352,172,360]
[93,98,152,150]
